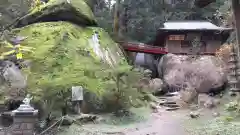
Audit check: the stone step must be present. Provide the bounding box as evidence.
[158,97,168,99]
[165,92,179,97]
[159,101,176,106]
[162,104,179,108]
[166,107,180,111]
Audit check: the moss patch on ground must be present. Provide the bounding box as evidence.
[185,96,240,135]
[186,117,240,135]
[57,107,151,135]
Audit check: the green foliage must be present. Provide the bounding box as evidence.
[0,40,35,60]
[100,68,148,112]
[29,0,43,11]
[186,99,240,135]
[93,0,229,43]
[224,100,240,118]
[225,101,240,112]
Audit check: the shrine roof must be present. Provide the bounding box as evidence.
[159,21,232,31]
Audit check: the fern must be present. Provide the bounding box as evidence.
[0,40,35,60]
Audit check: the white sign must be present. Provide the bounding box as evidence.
[71,86,83,101]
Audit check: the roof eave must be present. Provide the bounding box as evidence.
[158,28,233,32]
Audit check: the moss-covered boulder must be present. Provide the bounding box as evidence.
[6,0,125,95]
[13,21,125,90]
[0,0,147,114]
[14,0,97,28]
[11,21,131,113]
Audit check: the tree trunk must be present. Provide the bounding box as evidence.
[232,0,240,57]
[113,0,120,38]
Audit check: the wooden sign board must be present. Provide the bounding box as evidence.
[168,35,185,41]
[71,86,83,101]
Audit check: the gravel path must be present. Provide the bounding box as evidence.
[59,108,195,135]
[121,109,189,135]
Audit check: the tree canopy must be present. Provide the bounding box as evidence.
[93,0,231,43]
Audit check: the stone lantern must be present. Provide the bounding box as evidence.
[11,94,38,135]
[228,46,240,95]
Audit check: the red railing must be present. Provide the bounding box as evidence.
[119,42,215,55]
[119,42,168,54]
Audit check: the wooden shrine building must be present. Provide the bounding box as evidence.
[153,21,232,55]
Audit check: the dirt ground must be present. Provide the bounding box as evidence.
[120,109,189,135]
[58,95,240,135]
[59,107,213,135]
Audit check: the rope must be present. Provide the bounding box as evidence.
[37,116,64,135]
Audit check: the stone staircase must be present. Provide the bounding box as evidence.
[158,92,181,111]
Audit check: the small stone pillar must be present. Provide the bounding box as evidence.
[228,46,240,95]
[11,102,38,135]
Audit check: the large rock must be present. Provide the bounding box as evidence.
[1,61,26,89]
[134,53,158,78]
[4,0,129,114]
[158,54,188,79]
[14,0,97,28]
[11,21,126,103]
[149,78,163,94]
[0,61,26,100]
[198,94,220,108]
[158,54,227,94]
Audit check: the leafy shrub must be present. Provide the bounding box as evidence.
[225,100,240,118]
[225,101,240,112]
[215,44,232,64]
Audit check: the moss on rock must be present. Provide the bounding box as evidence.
[13,21,125,92]
[2,0,147,113]
[14,0,97,28]
[10,21,143,113]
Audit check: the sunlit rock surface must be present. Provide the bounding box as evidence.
[158,54,227,93]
